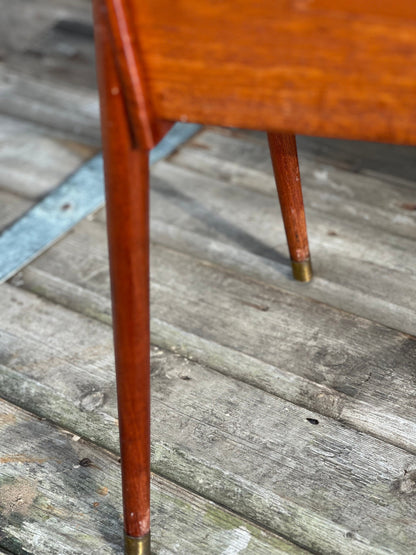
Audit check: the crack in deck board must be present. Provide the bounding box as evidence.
[1,284,416,554]
[0,399,303,555]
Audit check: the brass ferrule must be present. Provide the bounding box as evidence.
[125,532,151,555]
[291,259,313,282]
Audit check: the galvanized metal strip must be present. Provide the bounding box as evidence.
[0,122,201,283]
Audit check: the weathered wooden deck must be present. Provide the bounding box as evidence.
[1,1,416,554]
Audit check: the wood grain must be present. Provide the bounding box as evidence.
[131,0,416,144]
[0,114,96,199]
[165,131,416,335]
[302,0,416,20]
[2,285,416,554]
[0,399,304,555]
[13,217,416,452]
[93,0,151,538]
[0,67,100,145]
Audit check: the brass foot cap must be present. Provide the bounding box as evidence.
[291,259,313,282]
[125,532,150,555]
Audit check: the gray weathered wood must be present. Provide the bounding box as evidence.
[0,114,97,199]
[0,66,101,145]
[171,130,416,240]
[3,13,96,91]
[0,0,91,56]
[0,0,99,147]
[0,0,97,143]
[14,220,416,454]
[147,160,416,267]
[2,283,416,553]
[60,150,416,342]
[1,4,416,553]
[241,127,416,189]
[0,191,32,232]
[0,399,304,555]
[183,127,416,191]
[95,157,416,337]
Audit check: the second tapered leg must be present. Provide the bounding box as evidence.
[268,132,312,282]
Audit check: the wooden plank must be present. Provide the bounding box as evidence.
[148,219,416,337]
[0,191,32,233]
[0,124,201,284]
[161,152,416,248]
[0,2,97,142]
[0,114,97,199]
[171,129,416,239]
[0,0,92,57]
[14,218,416,455]
[4,16,97,91]
[0,400,303,555]
[178,127,416,190]
[0,66,101,145]
[1,284,416,554]
[163,131,416,338]
[296,135,416,188]
[155,152,415,245]
[146,161,416,336]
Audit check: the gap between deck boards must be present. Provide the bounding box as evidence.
[1,281,415,555]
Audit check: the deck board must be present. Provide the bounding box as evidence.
[148,157,416,336]
[172,129,416,239]
[0,66,100,146]
[0,0,98,144]
[0,114,96,199]
[0,399,304,555]
[1,284,416,554]
[13,215,416,452]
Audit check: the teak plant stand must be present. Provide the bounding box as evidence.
[92,0,416,552]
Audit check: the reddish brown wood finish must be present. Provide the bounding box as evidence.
[91,0,416,547]
[268,133,310,263]
[102,0,159,149]
[100,0,174,149]
[93,0,150,540]
[305,0,416,20]
[131,0,416,145]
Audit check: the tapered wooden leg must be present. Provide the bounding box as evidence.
[268,133,313,282]
[93,3,151,554]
